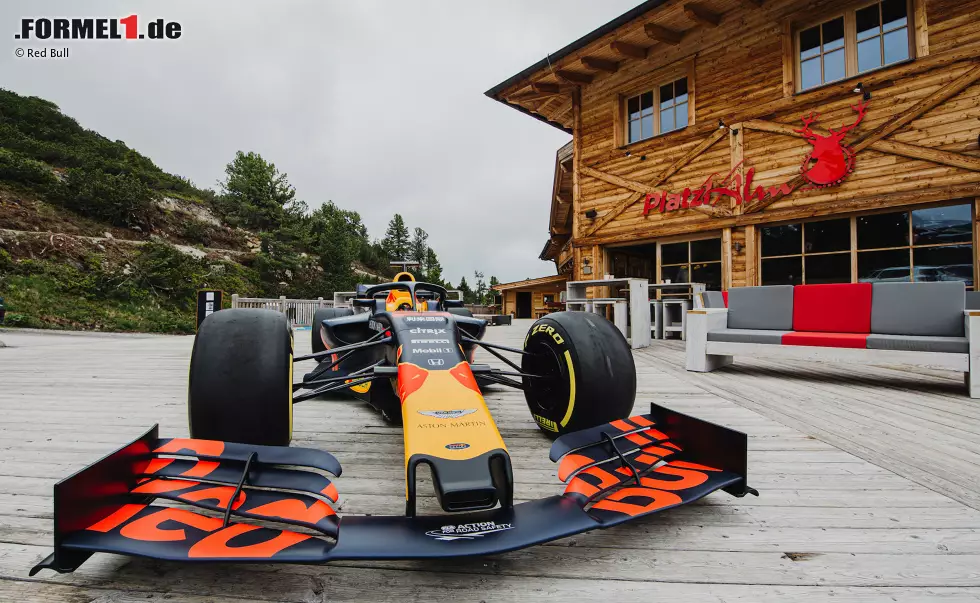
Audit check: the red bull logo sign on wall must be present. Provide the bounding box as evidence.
[642,101,868,215]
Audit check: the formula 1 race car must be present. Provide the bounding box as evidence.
[30,274,756,575]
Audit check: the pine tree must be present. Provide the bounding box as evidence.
[424,247,443,285]
[488,276,500,305]
[457,276,473,304]
[381,214,410,261]
[474,271,487,305]
[409,227,428,276]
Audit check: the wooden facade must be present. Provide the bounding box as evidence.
[489,0,980,290]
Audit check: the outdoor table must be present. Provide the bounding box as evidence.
[647,282,707,309]
[566,278,651,349]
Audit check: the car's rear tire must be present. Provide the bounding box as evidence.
[521,311,635,438]
[188,309,293,446]
[312,307,354,361]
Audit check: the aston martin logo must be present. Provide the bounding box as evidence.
[418,409,477,419]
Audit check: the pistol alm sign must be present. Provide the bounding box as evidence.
[643,101,868,215]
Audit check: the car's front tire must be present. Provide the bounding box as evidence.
[521,311,636,438]
[188,309,293,446]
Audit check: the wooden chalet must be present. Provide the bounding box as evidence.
[488,0,980,291]
[493,274,568,319]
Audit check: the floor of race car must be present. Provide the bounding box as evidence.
[1,321,979,602]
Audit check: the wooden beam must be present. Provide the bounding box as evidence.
[507,89,562,103]
[744,118,980,171]
[555,70,594,85]
[531,82,561,94]
[737,0,764,7]
[580,165,652,196]
[872,139,980,172]
[610,41,648,59]
[850,63,980,154]
[581,56,619,73]
[582,127,729,236]
[644,23,684,45]
[683,3,721,26]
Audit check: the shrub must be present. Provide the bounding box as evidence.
[0,149,58,193]
[56,168,155,228]
[127,241,205,309]
[179,220,214,246]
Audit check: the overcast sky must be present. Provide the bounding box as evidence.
[2,1,639,285]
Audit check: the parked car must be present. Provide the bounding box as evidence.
[938,264,975,287]
[861,266,945,283]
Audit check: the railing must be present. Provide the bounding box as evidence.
[230,294,333,327]
[464,305,494,315]
[230,291,478,325]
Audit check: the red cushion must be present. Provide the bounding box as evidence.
[722,291,729,308]
[782,332,869,348]
[793,283,872,333]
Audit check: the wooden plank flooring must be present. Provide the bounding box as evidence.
[1,321,980,601]
[643,340,980,511]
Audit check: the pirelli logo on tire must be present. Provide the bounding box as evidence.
[530,324,564,345]
[532,414,559,432]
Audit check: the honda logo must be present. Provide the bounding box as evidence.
[427,358,445,366]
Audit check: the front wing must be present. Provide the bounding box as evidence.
[30,403,755,574]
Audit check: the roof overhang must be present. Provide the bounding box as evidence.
[484,0,670,131]
[493,273,569,292]
[539,234,570,261]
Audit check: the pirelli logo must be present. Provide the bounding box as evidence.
[533,414,559,432]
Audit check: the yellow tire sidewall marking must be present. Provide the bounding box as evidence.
[559,349,576,428]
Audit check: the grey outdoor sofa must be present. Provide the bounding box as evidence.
[687,281,980,397]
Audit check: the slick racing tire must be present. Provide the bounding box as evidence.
[312,307,354,361]
[447,308,473,318]
[521,311,636,438]
[188,309,293,446]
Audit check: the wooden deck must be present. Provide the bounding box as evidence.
[2,321,980,601]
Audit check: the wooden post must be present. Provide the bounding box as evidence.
[722,228,733,290]
[231,293,239,309]
[745,225,757,287]
[279,296,286,314]
[972,198,980,293]
[317,296,324,308]
[729,122,744,215]
[571,87,583,241]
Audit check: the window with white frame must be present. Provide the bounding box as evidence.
[626,77,688,144]
[797,0,912,92]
